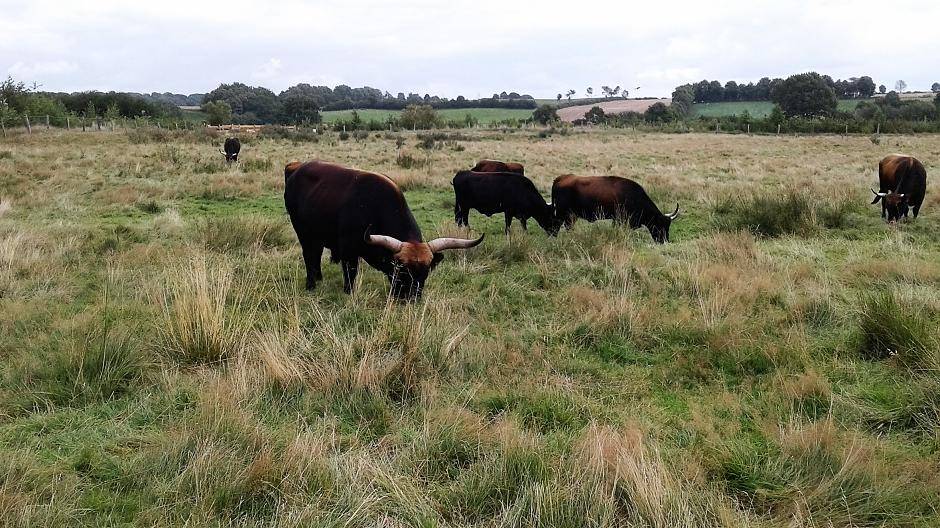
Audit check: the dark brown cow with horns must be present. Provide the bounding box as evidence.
[471,159,525,175]
[284,161,484,300]
[871,154,927,222]
[552,175,679,243]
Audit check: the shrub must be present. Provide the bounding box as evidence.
[713,190,816,237]
[395,153,429,169]
[857,291,937,370]
[157,256,250,363]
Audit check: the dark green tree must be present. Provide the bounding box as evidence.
[202,100,232,126]
[643,102,672,123]
[583,106,605,124]
[856,76,876,97]
[533,104,559,125]
[671,84,694,117]
[879,84,886,94]
[771,72,837,118]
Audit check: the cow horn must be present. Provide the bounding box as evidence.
[897,193,906,198]
[666,202,680,220]
[366,234,403,253]
[427,234,485,252]
[871,188,888,198]
[219,148,226,156]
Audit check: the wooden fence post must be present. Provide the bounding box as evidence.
[25,115,31,134]
[876,122,880,134]
[82,118,86,132]
[66,116,70,130]
[1,118,5,138]
[777,124,781,135]
[96,118,101,131]
[110,120,115,132]
[747,123,750,134]
[46,115,50,129]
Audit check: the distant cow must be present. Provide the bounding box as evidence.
[452,170,560,235]
[284,161,484,300]
[220,137,240,162]
[471,159,524,175]
[552,175,679,243]
[871,154,927,222]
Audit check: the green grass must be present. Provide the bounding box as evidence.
[321,107,534,124]
[692,99,871,118]
[1,128,939,525]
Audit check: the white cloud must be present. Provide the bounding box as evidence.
[8,60,78,78]
[0,0,938,97]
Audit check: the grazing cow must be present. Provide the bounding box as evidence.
[452,170,560,235]
[284,161,484,300]
[871,154,927,222]
[471,159,525,175]
[552,175,679,243]
[220,137,241,162]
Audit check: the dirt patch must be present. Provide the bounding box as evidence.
[557,99,671,122]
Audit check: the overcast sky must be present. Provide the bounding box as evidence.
[2,0,938,98]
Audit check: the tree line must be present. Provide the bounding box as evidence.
[200,82,538,125]
[679,75,877,104]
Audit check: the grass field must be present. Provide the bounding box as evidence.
[692,99,869,118]
[321,107,534,125]
[1,127,940,526]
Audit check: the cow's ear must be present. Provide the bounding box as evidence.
[431,252,445,269]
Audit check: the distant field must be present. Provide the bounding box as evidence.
[692,99,870,118]
[321,107,534,124]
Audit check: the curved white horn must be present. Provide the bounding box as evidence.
[427,234,485,252]
[666,202,680,220]
[219,148,226,156]
[367,234,403,253]
[871,188,888,198]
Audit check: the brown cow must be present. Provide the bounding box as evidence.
[284,161,483,300]
[871,154,927,222]
[471,159,524,175]
[552,175,679,243]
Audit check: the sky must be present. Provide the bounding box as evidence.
[2,0,939,99]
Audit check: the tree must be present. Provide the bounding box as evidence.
[931,82,940,93]
[621,89,629,99]
[856,76,876,98]
[884,90,901,107]
[202,100,232,126]
[585,87,593,97]
[398,104,438,129]
[566,89,576,101]
[84,101,97,119]
[644,102,672,123]
[879,85,886,94]
[771,72,837,118]
[104,103,121,122]
[895,80,907,93]
[612,86,621,98]
[279,85,322,124]
[533,104,559,125]
[670,85,694,117]
[601,86,611,98]
[556,93,562,102]
[583,106,605,124]
[768,105,785,126]
[935,92,940,110]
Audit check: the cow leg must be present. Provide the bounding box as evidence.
[504,213,512,235]
[301,244,324,290]
[520,217,528,231]
[913,204,921,218]
[341,258,359,294]
[454,202,464,226]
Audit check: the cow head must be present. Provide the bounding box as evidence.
[871,188,908,222]
[535,203,563,236]
[366,233,484,300]
[648,203,680,243]
[219,148,238,163]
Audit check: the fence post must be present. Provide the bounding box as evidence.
[46,115,50,129]
[1,118,5,138]
[776,124,781,135]
[97,118,101,131]
[25,115,31,134]
[845,124,848,136]
[747,123,750,134]
[110,120,115,132]
[82,118,86,132]
[66,116,70,130]
[876,122,880,134]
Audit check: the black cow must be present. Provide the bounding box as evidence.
[452,170,559,235]
[284,161,484,300]
[552,174,679,243]
[220,137,240,162]
[871,154,927,222]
